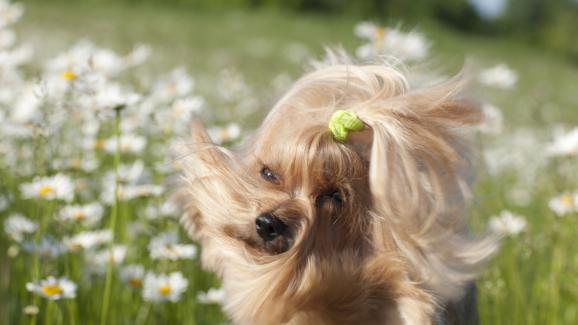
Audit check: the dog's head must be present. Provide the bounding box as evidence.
[180,55,497,324]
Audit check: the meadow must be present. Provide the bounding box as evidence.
[1,1,578,324]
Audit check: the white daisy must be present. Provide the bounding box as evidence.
[0,29,16,49]
[59,202,104,226]
[89,48,125,76]
[44,40,98,78]
[20,174,74,201]
[125,44,151,67]
[488,210,527,237]
[216,68,251,103]
[44,40,144,79]
[143,272,188,303]
[383,29,429,61]
[148,232,197,261]
[546,127,578,157]
[479,64,518,89]
[151,68,194,102]
[10,84,42,124]
[0,44,33,69]
[548,192,577,217]
[478,103,503,134]
[91,82,141,112]
[0,0,24,28]
[4,214,37,242]
[86,245,127,274]
[158,96,204,133]
[120,264,145,289]
[83,135,105,152]
[354,21,381,40]
[114,160,146,184]
[26,276,77,300]
[22,236,66,258]
[100,161,163,203]
[208,123,241,145]
[101,184,164,204]
[23,305,39,316]
[143,201,179,220]
[103,133,147,154]
[63,229,112,252]
[170,96,203,118]
[197,288,226,305]
[355,24,429,62]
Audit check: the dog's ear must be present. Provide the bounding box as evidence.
[190,115,211,143]
[351,76,482,234]
[350,76,498,301]
[179,116,232,239]
[189,116,217,159]
[185,115,234,170]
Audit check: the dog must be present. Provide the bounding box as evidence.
[180,52,498,324]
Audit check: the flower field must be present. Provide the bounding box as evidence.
[1,1,577,324]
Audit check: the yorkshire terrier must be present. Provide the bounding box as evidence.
[180,52,497,325]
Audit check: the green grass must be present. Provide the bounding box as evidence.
[16,1,578,127]
[1,1,577,324]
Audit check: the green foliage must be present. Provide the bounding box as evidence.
[22,0,578,60]
[491,0,578,62]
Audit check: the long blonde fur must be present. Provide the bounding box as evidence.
[180,51,498,324]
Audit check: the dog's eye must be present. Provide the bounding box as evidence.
[316,189,343,206]
[260,167,279,184]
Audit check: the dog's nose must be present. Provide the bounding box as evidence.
[255,213,287,242]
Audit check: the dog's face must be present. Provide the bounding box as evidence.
[180,59,496,324]
[228,125,371,258]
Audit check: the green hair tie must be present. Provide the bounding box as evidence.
[329,110,364,142]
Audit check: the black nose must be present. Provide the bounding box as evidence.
[255,213,287,242]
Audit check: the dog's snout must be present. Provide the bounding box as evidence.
[255,213,287,242]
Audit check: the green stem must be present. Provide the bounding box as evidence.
[45,300,55,325]
[30,199,54,325]
[100,108,122,325]
[136,303,151,325]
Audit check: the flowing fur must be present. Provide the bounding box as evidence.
[179,52,498,324]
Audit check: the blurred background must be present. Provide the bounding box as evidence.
[1,0,577,324]
[20,0,578,60]
[14,0,578,126]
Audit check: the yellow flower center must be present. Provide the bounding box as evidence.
[69,243,82,252]
[129,278,142,288]
[164,244,177,254]
[166,84,177,95]
[70,159,82,169]
[93,139,104,150]
[219,129,229,142]
[72,212,85,221]
[39,186,54,197]
[375,27,386,39]
[561,194,573,207]
[373,27,386,50]
[41,284,63,297]
[158,285,171,296]
[107,253,120,265]
[62,70,77,81]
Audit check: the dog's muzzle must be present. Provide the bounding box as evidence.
[255,213,287,242]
